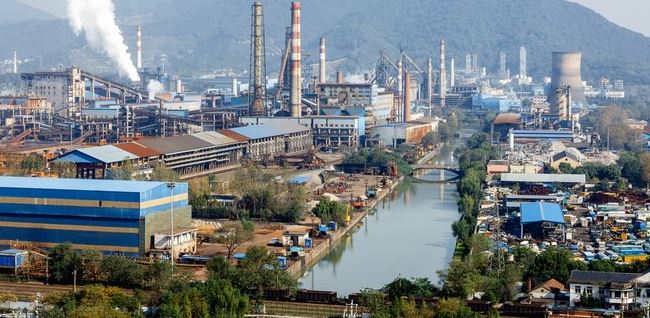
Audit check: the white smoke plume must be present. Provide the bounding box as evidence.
[147,80,164,100]
[67,0,140,81]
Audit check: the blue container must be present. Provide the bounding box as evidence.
[277,256,287,268]
[305,238,313,248]
[327,221,338,231]
[318,225,328,233]
[0,249,26,268]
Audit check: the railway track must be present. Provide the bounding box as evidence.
[0,281,75,300]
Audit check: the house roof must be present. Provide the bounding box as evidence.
[192,131,241,146]
[137,135,214,154]
[520,202,565,225]
[55,145,140,164]
[535,278,566,292]
[569,270,640,285]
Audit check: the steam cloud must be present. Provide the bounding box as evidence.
[147,80,164,100]
[67,0,140,81]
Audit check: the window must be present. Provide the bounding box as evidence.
[575,286,582,294]
[586,287,593,296]
[614,291,621,298]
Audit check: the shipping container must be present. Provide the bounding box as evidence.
[0,249,27,268]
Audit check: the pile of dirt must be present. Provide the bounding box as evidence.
[619,189,650,205]
[586,192,620,205]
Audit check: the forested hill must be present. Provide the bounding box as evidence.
[2,0,650,84]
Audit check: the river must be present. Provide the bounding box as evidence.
[299,145,461,296]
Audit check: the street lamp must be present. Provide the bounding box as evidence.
[166,182,176,267]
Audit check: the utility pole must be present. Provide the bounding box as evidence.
[166,182,176,269]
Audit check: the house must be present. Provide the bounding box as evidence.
[487,160,510,175]
[283,226,311,247]
[568,270,650,310]
[530,278,566,300]
[550,148,583,170]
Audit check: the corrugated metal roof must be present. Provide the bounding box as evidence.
[0,176,174,193]
[77,145,140,164]
[229,122,310,140]
[114,142,160,157]
[501,173,586,184]
[191,131,241,146]
[569,270,640,285]
[137,135,213,154]
[520,202,565,224]
[218,129,249,142]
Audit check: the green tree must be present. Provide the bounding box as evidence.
[202,278,249,317]
[312,197,348,225]
[149,165,180,182]
[618,152,643,186]
[48,243,81,284]
[100,256,144,288]
[218,220,255,259]
[525,247,587,285]
[232,246,298,297]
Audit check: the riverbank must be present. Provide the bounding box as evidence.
[286,175,403,278]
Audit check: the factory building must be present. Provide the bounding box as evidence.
[0,177,195,257]
[219,121,312,160]
[56,131,247,179]
[316,83,378,107]
[368,119,439,147]
[22,68,85,116]
[240,115,364,149]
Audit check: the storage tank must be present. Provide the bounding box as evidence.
[548,52,586,114]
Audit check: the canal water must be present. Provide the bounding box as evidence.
[299,148,461,296]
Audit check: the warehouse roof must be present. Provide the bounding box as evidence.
[56,145,140,164]
[520,202,565,224]
[229,122,310,140]
[0,176,174,193]
[218,129,249,142]
[501,173,586,184]
[137,135,214,154]
[113,142,160,158]
[192,131,241,146]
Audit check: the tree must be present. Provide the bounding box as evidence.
[50,161,76,178]
[525,247,587,285]
[100,256,144,288]
[232,246,298,297]
[106,159,136,180]
[639,153,650,189]
[218,220,255,259]
[202,278,249,317]
[619,152,643,186]
[19,154,45,175]
[149,165,180,182]
[557,162,574,174]
[381,277,438,300]
[312,197,348,225]
[48,243,81,284]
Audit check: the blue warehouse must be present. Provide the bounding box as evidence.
[0,177,195,257]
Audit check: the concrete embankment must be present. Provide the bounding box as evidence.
[286,176,403,279]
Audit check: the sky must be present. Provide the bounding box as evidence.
[570,0,650,36]
[15,0,650,37]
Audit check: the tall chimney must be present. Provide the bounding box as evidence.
[136,26,142,69]
[12,51,17,74]
[404,72,411,122]
[465,54,471,72]
[319,37,326,83]
[439,40,446,107]
[336,71,344,84]
[427,57,432,115]
[450,58,455,88]
[290,1,302,118]
[249,1,266,117]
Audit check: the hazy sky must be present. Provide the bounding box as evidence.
[570,0,650,36]
[16,0,650,37]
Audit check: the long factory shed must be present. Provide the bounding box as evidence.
[55,122,312,178]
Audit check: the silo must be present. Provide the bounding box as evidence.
[548,52,586,114]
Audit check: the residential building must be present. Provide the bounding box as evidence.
[568,270,650,310]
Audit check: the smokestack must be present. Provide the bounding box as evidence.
[404,72,411,122]
[336,71,344,84]
[12,51,17,74]
[499,52,506,79]
[176,78,182,94]
[232,78,238,97]
[519,46,527,79]
[465,54,471,72]
[427,57,432,115]
[450,58,455,88]
[290,1,302,118]
[136,26,142,69]
[472,53,478,72]
[249,1,266,117]
[319,37,326,83]
[439,40,446,107]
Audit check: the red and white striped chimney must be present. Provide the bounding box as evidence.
[290,1,302,118]
[136,26,142,69]
[319,37,326,83]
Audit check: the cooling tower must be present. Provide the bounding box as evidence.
[548,52,586,114]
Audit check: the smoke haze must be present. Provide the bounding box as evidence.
[147,80,164,100]
[67,0,140,81]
